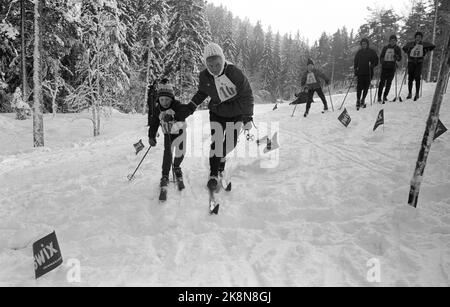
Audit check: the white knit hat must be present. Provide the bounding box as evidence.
[203,43,226,76]
[203,42,225,63]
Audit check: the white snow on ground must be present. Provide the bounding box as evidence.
[0,82,449,286]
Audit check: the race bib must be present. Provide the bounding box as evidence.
[410,44,424,58]
[214,74,237,103]
[384,48,395,62]
[306,72,317,84]
[159,109,176,134]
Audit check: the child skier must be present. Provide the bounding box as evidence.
[148,82,192,199]
[378,35,402,103]
[402,31,436,101]
[300,59,330,117]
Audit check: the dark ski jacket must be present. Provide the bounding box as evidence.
[354,47,379,77]
[148,99,191,139]
[301,69,330,90]
[191,63,254,119]
[380,45,402,71]
[403,41,436,64]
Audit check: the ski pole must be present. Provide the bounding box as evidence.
[338,77,355,110]
[327,85,335,112]
[127,146,152,181]
[398,68,408,102]
[369,63,373,106]
[373,75,380,104]
[420,75,423,98]
[393,72,398,102]
[291,103,298,117]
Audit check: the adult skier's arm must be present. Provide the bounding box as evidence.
[186,75,209,117]
[423,42,436,52]
[233,67,254,117]
[371,49,379,67]
[148,107,161,139]
[354,51,360,75]
[380,46,387,65]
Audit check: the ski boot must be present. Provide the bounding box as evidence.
[160,175,169,187]
[406,92,412,100]
[361,100,367,109]
[207,176,219,193]
[173,167,185,191]
[159,175,170,201]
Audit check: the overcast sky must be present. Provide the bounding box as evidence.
[206,0,412,44]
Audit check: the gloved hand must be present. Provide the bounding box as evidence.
[243,116,253,131]
[294,93,299,98]
[149,138,157,147]
[162,114,174,122]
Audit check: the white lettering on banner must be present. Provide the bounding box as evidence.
[384,48,395,62]
[367,258,381,283]
[34,243,59,269]
[214,74,237,103]
[410,44,424,58]
[306,72,317,85]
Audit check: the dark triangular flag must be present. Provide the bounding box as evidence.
[133,140,145,155]
[434,120,447,140]
[373,109,384,132]
[33,231,63,279]
[264,132,280,153]
[338,108,351,127]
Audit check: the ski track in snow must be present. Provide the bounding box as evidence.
[0,83,450,286]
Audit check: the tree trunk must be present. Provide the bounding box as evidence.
[52,89,57,118]
[21,0,28,104]
[427,0,438,82]
[33,0,44,147]
[408,32,450,208]
[143,28,154,115]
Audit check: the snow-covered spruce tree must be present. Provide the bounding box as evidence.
[132,0,169,113]
[66,0,130,136]
[222,12,238,64]
[165,0,211,103]
[261,27,276,101]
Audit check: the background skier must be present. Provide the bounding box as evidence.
[354,38,379,110]
[299,58,330,117]
[378,35,402,103]
[402,31,436,101]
